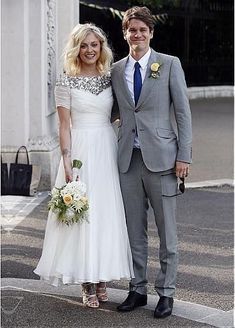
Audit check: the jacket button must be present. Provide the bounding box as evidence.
[132,129,135,133]
[134,109,139,112]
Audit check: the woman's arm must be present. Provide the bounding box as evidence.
[57,106,72,182]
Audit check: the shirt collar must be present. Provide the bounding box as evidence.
[129,48,151,69]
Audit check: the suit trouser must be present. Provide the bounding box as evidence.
[119,149,178,297]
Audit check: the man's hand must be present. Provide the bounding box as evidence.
[175,161,190,178]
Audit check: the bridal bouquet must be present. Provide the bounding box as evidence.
[48,160,89,226]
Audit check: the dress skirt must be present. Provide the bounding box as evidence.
[34,123,134,286]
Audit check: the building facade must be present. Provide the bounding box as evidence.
[1,0,233,191]
[1,0,79,190]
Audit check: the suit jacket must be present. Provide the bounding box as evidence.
[111,49,192,173]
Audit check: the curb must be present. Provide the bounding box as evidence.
[1,278,234,328]
[186,179,234,189]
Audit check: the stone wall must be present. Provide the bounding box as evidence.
[1,0,79,191]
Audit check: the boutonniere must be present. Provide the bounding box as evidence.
[149,62,162,79]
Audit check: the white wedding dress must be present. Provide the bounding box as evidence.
[34,74,134,286]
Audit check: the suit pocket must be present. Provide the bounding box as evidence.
[156,128,176,139]
[160,173,178,197]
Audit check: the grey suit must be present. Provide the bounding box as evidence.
[111,49,192,297]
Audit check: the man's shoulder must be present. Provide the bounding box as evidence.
[112,57,127,70]
[152,50,179,63]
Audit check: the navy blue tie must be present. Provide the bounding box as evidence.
[134,62,142,106]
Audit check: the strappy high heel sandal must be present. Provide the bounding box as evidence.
[96,282,108,302]
[82,283,99,308]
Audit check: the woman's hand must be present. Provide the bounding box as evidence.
[64,160,72,183]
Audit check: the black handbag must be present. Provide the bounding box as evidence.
[1,157,9,195]
[8,146,41,196]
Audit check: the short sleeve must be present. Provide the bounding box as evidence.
[54,84,71,110]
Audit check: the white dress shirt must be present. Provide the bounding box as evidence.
[125,48,151,148]
[125,48,151,104]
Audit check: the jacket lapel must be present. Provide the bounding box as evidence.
[136,49,160,109]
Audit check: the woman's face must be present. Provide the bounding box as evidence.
[79,32,101,67]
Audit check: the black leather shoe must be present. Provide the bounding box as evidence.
[117,291,147,312]
[154,296,174,318]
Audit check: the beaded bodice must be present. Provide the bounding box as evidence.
[56,73,111,95]
[54,72,113,129]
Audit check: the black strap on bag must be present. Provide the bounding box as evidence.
[8,146,33,196]
[1,156,9,195]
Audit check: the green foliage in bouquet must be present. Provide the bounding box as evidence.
[48,160,89,226]
[48,184,89,226]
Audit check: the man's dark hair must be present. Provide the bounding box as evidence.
[122,6,155,33]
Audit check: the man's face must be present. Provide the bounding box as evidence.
[124,18,153,54]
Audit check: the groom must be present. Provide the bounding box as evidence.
[111,6,192,318]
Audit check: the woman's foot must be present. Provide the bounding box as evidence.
[82,283,99,308]
[96,282,108,302]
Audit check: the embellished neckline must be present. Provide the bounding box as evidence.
[73,75,102,79]
[56,74,111,95]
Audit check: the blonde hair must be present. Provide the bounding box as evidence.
[63,23,113,76]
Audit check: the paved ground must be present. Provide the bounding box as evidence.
[1,185,234,327]
[1,97,234,328]
[188,97,233,182]
[1,288,217,328]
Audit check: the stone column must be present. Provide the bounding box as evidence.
[1,0,80,190]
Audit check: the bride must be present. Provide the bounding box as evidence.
[34,23,134,308]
